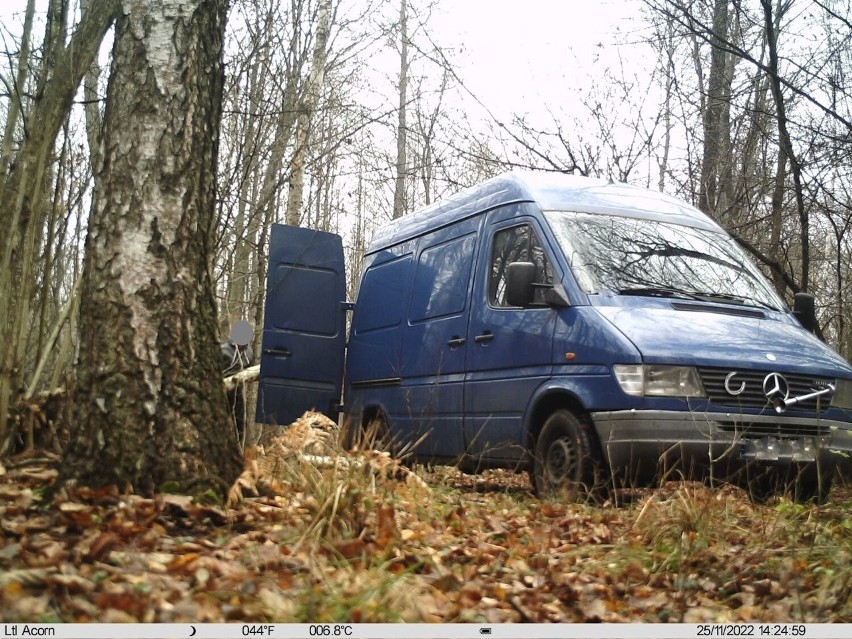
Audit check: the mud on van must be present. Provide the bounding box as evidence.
[256,171,852,502]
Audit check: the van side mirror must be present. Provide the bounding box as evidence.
[506,261,536,307]
[793,292,817,333]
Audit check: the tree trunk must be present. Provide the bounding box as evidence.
[416,69,448,207]
[0,0,35,178]
[286,0,331,226]
[697,0,734,219]
[82,0,107,174]
[60,0,241,497]
[285,0,333,227]
[392,0,408,219]
[656,13,676,193]
[223,55,263,330]
[761,0,809,292]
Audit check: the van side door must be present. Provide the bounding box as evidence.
[464,204,559,461]
[395,215,482,459]
[256,224,347,426]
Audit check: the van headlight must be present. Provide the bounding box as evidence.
[831,378,852,410]
[614,365,705,398]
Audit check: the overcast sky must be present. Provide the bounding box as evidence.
[431,0,650,120]
[0,0,656,173]
[0,0,649,120]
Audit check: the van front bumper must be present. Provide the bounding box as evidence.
[592,409,852,482]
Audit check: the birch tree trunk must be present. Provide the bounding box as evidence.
[60,0,241,496]
[286,0,333,226]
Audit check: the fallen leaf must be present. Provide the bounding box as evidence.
[376,504,399,550]
[329,537,367,559]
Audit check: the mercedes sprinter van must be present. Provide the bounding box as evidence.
[256,171,852,501]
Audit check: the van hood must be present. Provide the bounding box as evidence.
[595,303,852,377]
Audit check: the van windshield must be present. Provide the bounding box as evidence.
[544,211,785,311]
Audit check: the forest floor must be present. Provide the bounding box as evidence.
[1,418,851,624]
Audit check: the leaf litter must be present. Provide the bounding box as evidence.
[1,412,850,623]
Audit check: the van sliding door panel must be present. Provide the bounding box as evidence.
[347,250,414,385]
[256,224,346,426]
[396,217,482,459]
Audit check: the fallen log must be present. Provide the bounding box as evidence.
[223,364,259,390]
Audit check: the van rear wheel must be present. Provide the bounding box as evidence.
[365,413,391,451]
[347,409,391,452]
[533,409,606,501]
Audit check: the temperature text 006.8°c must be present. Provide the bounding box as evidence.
[308,626,354,637]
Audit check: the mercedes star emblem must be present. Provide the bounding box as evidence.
[763,372,790,410]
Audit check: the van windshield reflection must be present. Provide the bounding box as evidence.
[544,211,783,311]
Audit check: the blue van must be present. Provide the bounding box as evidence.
[256,171,852,501]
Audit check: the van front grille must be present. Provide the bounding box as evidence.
[698,367,834,413]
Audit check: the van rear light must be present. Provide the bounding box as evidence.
[614,364,705,398]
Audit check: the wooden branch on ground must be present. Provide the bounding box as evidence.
[223,364,259,390]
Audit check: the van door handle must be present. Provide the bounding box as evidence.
[447,337,466,347]
[474,331,494,344]
[263,347,292,358]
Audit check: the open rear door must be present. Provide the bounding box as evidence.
[256,224,347,426]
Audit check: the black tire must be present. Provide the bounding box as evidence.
[533,409,607,501]
[355,409,392,452]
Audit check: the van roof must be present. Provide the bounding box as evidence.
[368,170,724,253]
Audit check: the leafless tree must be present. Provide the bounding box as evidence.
[643,0,852,350]
[0,0,119,448]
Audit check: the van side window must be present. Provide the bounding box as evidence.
[410,233,477,321]
[490,224,553,307]
[353,254,412,332]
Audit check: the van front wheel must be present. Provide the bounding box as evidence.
[533,409,604,500]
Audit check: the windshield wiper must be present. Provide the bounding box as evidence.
[685,291,780,311]
[617,286,704,301]
[618,287,779,311]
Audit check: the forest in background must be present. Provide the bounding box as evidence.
[1,0,852,456]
